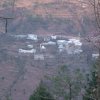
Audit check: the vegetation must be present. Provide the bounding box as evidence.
[84,72,97,100]
[83,62,99,100]
[29,81,55,100]
[46,65,85,100]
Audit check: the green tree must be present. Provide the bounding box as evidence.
[83,64,98,100]
[46,65,85,100]
[29,81,55,100]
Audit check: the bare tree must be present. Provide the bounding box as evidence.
[87,0,100,53]
[0,0,16,33]
[0,17,13,33]
[87,0,100,99]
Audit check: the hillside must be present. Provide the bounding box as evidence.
[0,0,96,35]
[0,1,99,100]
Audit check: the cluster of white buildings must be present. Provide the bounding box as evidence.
[17,34,83,57]
[11,34,100,60]
[57,39,83,54]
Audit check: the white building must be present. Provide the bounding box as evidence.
[57,40,67,52]
[51,35,57,40]
[40,44,46,51]
[92,53,99,59]
[41,41,56,46]
[27,45,33,49]
[47,41,56,45]
[44,37,50,42]
[65,38,83,54]
[19,49,36,54]
[12,35,27,39]
[57,40,67,45]
[27,34,38,41]
[68,39,82,46]
[34,54,44,60]
[44,54,54,59]
[58,45,65,52]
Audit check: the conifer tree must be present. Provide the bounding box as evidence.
[29,81,55,100]
[83,64,98,100]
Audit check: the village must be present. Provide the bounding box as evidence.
[0,33,99,69]
[9,34,99,60]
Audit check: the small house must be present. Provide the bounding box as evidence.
[34,54,44,60]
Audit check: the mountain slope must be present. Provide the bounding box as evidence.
[0,0,96,35]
